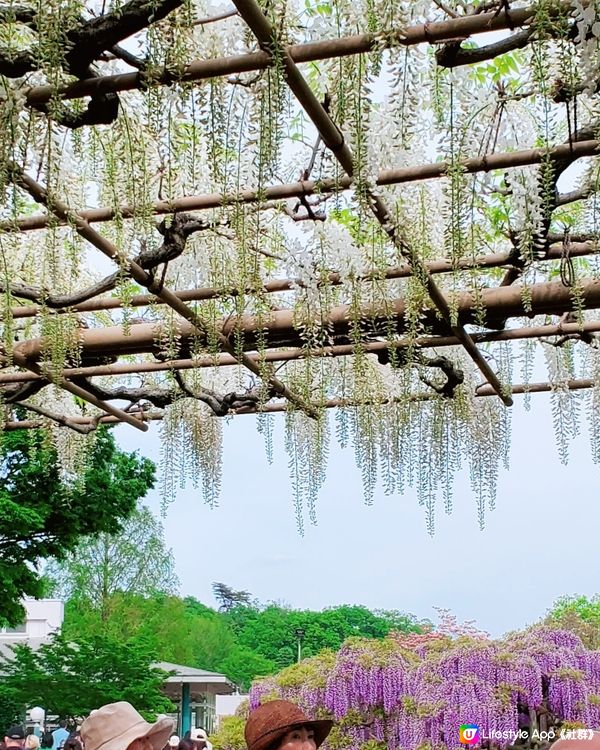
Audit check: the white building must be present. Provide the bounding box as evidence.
[0,599,64,639]
[0,599,64,658]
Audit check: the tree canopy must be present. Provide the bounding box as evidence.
[48,504,179,618]
[213,582,254,612]
[0,427,155,624]
[0,633,173,722]
[60,588,424,690]
[545,594,600,649]
[2,0,600,529]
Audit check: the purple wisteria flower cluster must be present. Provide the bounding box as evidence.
[249,628,600,750]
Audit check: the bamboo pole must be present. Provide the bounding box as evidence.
[5,140,597,234]
[7,240,597,320]
[233,0,513,406]
[9,165,318,419]
[22,4,553,107]
[10,277,600,363]
[1,318,599,386]
[4,378,597,430]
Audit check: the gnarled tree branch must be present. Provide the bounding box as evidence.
[436,27,533,68]
[65,0,184,77]
[501,121,600,287]
[19,401,101,434]
[0,0,184,128]
[2,212,215,310]
[67,372,278,416]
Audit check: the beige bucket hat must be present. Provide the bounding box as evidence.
[81,702,174,750]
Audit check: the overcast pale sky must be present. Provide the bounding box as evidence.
[113,388,600,638]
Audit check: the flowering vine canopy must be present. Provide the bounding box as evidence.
[2,0,600,528]
[248,626,600,750]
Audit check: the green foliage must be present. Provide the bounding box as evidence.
[209,714,246,750]
[0,682,24,730]
[62,593,236,672]
[226,603,421,665]
[0,427,155,625]
[0,633,173,721]
[62,593,423,691]
[217,646,277,691]
[545,595,600,648]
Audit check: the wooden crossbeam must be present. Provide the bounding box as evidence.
[1,319,599,386]
[21,3,569,106]
[4,140,597,235]
[4,378,597,431]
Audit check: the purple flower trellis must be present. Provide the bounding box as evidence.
[249,628,600,750]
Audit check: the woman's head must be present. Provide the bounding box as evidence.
[25,737,40,750]
[269,727,316,750]
[41,734,54,749]
[244,701,332,750]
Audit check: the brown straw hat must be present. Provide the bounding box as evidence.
[245,700,333,750]
[81,702,174,750]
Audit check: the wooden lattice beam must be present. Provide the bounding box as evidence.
[20,3,561,107]
[5,240,596,319]
[5,140,597,234]
[4,348,149,432]
[4,378,597,431]
[1,318,599,386]
[9,277,600,367]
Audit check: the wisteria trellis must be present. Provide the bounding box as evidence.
[3,0,600,528]
[249,628,600,750]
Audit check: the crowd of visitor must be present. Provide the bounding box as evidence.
[1,699,325,750]
[4,696,600,750]
[1,713,216,750]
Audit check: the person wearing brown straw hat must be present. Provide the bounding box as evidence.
[80,702,173,750]
[550,732,600,750]
[244,700,333,750]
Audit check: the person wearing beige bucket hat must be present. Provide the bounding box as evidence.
[80,702,174,750]
[244,700,333,750]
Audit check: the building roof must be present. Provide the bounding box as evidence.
[154,662,233,685]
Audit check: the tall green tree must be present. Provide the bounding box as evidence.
[62,593,236,672]
[0,427,155,625]
[0,632,173,721]
[49,505,179,620]
[212,582,253,612]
